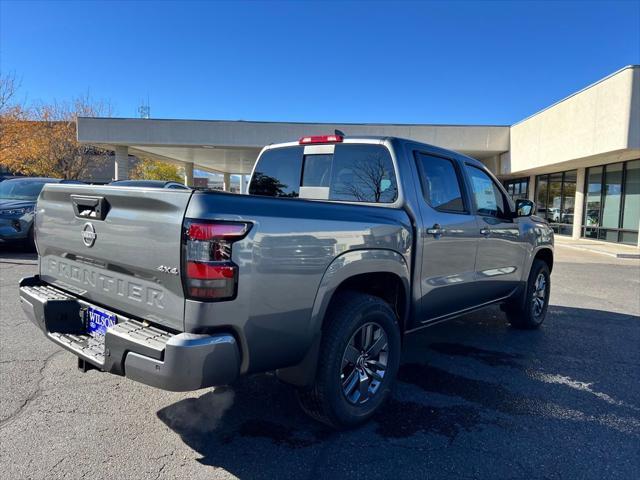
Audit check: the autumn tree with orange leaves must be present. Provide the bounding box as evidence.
[0,72,113,180]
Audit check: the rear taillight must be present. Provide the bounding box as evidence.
[298,134,343,144]
[183,220,251,300]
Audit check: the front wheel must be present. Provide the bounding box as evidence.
[506,259,550,329]
[296,292,401,429]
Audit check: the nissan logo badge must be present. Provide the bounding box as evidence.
[81,222,97,247]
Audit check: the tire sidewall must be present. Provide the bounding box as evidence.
[527,260,550,326]
[322,297,401,426]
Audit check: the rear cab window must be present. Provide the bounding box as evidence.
[249,146,304,198]
[249,143,398,204]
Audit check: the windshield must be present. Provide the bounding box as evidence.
[0,179,52,200]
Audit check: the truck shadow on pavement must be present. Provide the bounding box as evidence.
[157,305,640,478]
[0,246,38,263]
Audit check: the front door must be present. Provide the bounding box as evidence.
[464,164,527,303]
[414,153,480,324]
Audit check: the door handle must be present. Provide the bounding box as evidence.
[71,195,109,220]
[480,228,491,236]
[426,224,445,237]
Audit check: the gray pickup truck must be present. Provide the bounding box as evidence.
[19,135,553,428]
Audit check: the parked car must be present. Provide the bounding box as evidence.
[19,135,554,428]
[109,179,190,189]
[0,177,80,248]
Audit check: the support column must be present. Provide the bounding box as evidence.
[223,173,231,192]
[240,175,248,194]
[183,162,194,187]
[114,146,129,180]
[527,175,536,202]
[573,168,586,240]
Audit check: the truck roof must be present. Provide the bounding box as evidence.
[264,136,487,167]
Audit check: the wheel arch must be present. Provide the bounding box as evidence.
[534,247,554,273]
[275,249,410,387]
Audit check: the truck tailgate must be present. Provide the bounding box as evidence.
[35,184,192,331]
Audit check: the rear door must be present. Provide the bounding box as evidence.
[414,152,480,322]
[463,164,527,302]
[36,184,192,331]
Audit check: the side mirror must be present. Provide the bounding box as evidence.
[515,199,535,217]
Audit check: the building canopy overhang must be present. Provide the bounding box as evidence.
[77,65,638,178]
[77,117,510,174]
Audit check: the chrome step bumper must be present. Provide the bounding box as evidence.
[19,275,240,391]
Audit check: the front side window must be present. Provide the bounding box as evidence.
[416,153,466,212]
[466,165,507,218]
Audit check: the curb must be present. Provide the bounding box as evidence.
[556,243,640,259]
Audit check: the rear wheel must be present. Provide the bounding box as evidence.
[506,259,550,329]
[296,292,401,429]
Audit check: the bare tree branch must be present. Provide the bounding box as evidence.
[334,153,397,202]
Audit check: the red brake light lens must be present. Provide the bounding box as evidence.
[182,220,251,300]
[186,262,236,280]
[188,222,248,240]
[298,135,343,145]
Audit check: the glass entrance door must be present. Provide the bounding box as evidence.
[582,159,640,245]
[535,170,577,235]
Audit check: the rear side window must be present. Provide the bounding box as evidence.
[416,153,466,212]
[329,144,397,203]
[249,144,398,203]
[249,146,303,197]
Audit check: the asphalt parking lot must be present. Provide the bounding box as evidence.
[1,245,639,480]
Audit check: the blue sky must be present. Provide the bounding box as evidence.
[1,0,639,125]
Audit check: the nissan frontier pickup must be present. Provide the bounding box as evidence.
[19,135,553,428]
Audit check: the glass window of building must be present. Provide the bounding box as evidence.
[583,167,603,238]
[582,159,639,244]
[503,177,529,201]
[535,175,548,219]
[534,170,577,235]
[621,160,640,245]
[560,170,576,235]
[601,163,623,241]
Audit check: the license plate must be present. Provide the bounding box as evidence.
[85,305,117,337]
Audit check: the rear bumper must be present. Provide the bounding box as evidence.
[19,275,240,391]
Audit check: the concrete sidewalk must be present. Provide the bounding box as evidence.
[555,236,640,259]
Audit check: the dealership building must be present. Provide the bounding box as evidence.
[77,65,639,247]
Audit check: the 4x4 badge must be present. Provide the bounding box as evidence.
[157,265,179,275]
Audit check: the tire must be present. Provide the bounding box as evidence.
[25,227,36,252]
[296,292,401,429]
[506,259,550,329]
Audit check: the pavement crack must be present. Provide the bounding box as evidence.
[0,349,64,430]
[153,462,168,480]
[0,358,43,365]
